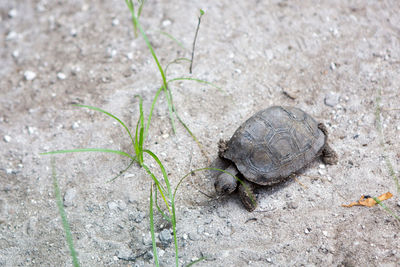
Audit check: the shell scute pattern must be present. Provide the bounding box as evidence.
[223,106,325,185]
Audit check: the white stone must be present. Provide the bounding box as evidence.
[6,31,17,41]
[112,18,119,26]
[3,135,11,142]
[126,52,133,60]
[27,126,37,135]
[12,50,19,58]
[8,9,18,18]
[63,188,77,207]
[24,71,37,81]
[324,92,339,107]
[72,121,80,129]
[70,29,77,37]
[57,72,66,80]
[162,19,171,27]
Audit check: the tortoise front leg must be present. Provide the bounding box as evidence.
[238,180,257,212]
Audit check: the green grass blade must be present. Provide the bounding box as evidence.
[154,187,172,222]
[107,159,135,183]
[137,0,146,18]
[144,86,163,140]
[167,77,223,92]
[51,158,80,267]
[125,2,177,133]
[142,163,170,212]
[159,31,187,50]
[136,95,145,158]
[174,112,210,163]
[185,256,206,267]
[41,148,135,160]
[73,104,136,150]
[163,84,177,133]
[149,184,160,267]
[143,149,172,196]
[373,197,400,222]
[125,3,167,88]
[143,149,178,266]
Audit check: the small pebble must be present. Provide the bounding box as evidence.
[71,66,81,75]
[12,50,19,58]
[72,121,80,129]
[27,217,37,236]
[397,201,400,207]
[70,29,77,37]
[106,47,117,58]
[324,92,339,107]
[24,71,37,81]
[117,248,134,261]
[3,135,11,142]
[107,201,119,211]
[330,62,336,70]
[159,229,172,246]
[287,201,298,209]
[63,188,77,207]
[6,31,17,41]
[162,19,171,27]
[305,228,311,234]
[188,232,200,241]
[112,18,120,26]
[142,233,152,246]
[8,9,18,18]
[57,72,66,80]
[27,126,37,135]
[126,52,134,60]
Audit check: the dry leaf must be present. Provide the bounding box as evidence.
[342,192,393,208]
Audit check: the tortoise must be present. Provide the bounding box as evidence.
[215,106,338,211]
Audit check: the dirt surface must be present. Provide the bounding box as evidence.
[1,0,400,266]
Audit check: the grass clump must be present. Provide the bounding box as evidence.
[42,102,238,266]
[42,2,226,266]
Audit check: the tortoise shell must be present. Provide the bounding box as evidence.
[221,106,326,185]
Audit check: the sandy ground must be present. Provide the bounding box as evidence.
[1,0,400,266]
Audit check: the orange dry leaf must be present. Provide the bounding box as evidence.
[342,192,393,207]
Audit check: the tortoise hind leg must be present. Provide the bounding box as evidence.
[318,123,338,165]
[238,180,257,212]
[322,143,338,165]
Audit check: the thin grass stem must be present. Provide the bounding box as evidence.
[149,184,160,267]
[159,31,187,51]
[41,148,135,160]
[51,158,80,267]
[189,10,205,73]
[167,77,223,92]
[73,104,136,151]
[373,197,400,222]
[145,86,163,140]
[107,159,136,183]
